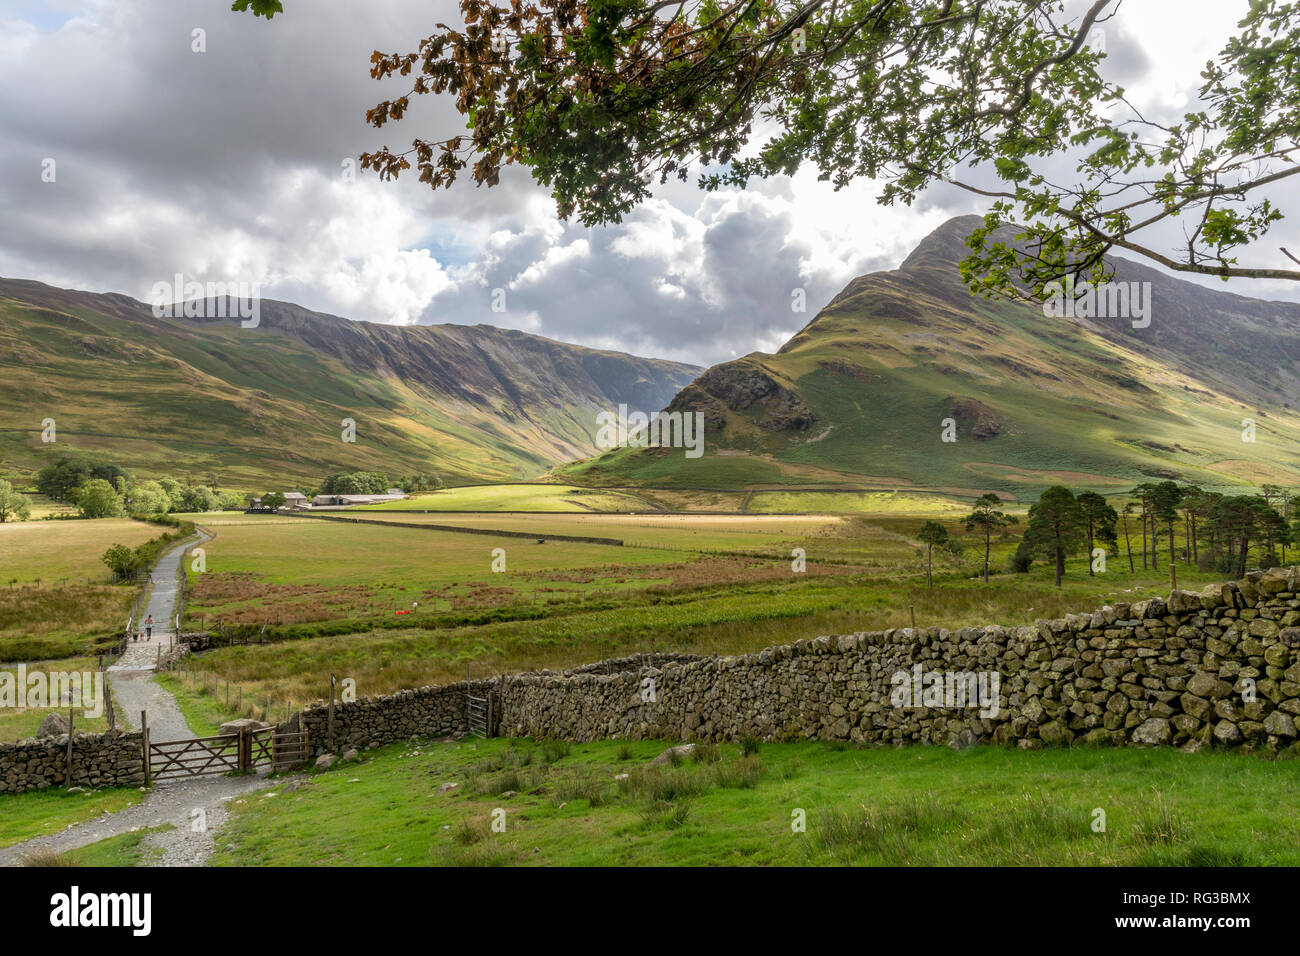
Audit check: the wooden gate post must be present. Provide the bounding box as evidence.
[65,707,74,788]
[328,674,336,751]
[237,727,250,771]
[141,710,151,786]
[105,674,115,732]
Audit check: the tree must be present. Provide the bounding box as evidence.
[1076,492,1117,576]
[157,476,185,511]
[1206,496,1277,578]
[916,520,949,589]
[320,472,389,496]
[1259,504,1289,569]
[400,473,444,493]
[1006,541,1033,574]
[1179,486,1214,565]
[74,479,122,519]
[1132,484,1154,570]
[35,459,89,502]
[261,492,287,511]
[1023,486,1086,588]
[964,494,1016,583]
[179,486,216,513]
[232,0,1300,295]
[0,479,31,522]
[127,480,171,516]
[102,544,138,580]
[34,459,127,502]
[1149,481,1184,566]
[1119,502,1136,573]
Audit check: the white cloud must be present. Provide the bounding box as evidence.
[0,0,1297,367]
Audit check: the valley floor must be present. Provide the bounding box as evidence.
[199,738,1300,867]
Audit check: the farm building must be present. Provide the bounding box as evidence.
[309,493,407,507]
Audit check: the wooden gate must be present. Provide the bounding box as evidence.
[256,726,309,770]
[148,734,241,781]
[146,725,309,781]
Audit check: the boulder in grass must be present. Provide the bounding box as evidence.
[650,744,696,765]
[315,753,338,771]
[37,712,70,738]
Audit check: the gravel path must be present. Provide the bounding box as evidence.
[109,529,212,743]
[0,771,289,867]
[1,528,298,867]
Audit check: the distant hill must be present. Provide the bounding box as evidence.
[564,216,1300,499]
[0,279,699,486]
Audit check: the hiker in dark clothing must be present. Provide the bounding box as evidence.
[145,615,153,639]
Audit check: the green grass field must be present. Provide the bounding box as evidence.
[344,510,859,552]
[185,512,703,628]
[357,484,661,512]
[0,656,114,741]
[167,550,1213,725]
[211,737,1300,866]
[0,786,144,850]
[0,518,160,660]
[745,490,977,514]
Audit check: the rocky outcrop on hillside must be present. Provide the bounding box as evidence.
[945,397,1003,440]
[665,359,815,433]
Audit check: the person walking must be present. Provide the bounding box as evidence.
[145,614,154,640]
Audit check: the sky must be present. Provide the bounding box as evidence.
[0,0,1296,366]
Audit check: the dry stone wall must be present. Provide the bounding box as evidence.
[299,654,701,755]
[0,731,146,794]
[304,569,1300,756]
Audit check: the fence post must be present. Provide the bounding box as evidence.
[105,674,115,732]
[65,707,74,788]
[141,710,151,786]
[328,674,336,751]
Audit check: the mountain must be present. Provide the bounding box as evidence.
[0,279,699,486]
[564,216,1300,498]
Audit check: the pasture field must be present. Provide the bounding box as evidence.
[745,490,979,515]
[184,513,705,628]
[0,786,144,850]
[356,484,658,512]
[168,548,1216,724]
[21,494,79,520]
[0,656,113,741]
[0,518,162,660]
[0,517,160,584]
[211,738,1300,866]
[344,510,862,553]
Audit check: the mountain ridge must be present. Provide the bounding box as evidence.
[0,277,699,486]
[564,215,1300,497]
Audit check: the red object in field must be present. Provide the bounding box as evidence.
[395,609,411,616]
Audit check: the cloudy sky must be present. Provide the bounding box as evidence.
[1,0,1297,366]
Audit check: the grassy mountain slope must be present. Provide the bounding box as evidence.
[565,216,1300,499]
[0,279,699,487]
